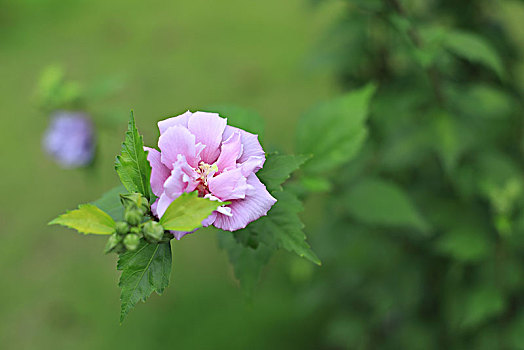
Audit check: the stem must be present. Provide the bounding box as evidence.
[385,0,445,106]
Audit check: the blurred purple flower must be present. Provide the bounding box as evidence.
[43,111,95,168]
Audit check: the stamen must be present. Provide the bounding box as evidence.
[198,162,218,186]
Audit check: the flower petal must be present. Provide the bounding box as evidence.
[222,126,265,163]
[213,174,277,231]
[240,155,265,177]
[163,155,199,198]
[158,125,203,168]
[187,112,227,164]
[156,192,174,218]
[202,212,217,227]
[216,131,243,172]
[208,167,249,201]
[145,147,170,197]
[151,198,159,216]
[158,110,192,134]
[170,229,198,240]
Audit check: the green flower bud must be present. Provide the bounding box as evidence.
[125,208,143,226]
[120,193,150,214]
[123,234,140,251]
[140,201,150,214]
[142,221,164,242]
[105,233,122,253]
[130,226,142,235]
[115,221,129,235]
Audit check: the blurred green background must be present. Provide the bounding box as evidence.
[0,0,338,348]
[4,0,524,349]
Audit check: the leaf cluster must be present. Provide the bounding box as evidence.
[297,0,524,348]
[50,112,224,321]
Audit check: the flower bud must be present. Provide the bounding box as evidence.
[105,233,122,254]
[125,208,143,226]
[120,193,150,214]
[124,234,140,251]
[142,221,164,242]
[115,221,129,236]
[130,226,142,235]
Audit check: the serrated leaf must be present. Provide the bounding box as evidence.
[117,240,172,323]
[92,185,127,221]
[297,84,376,174]
[49,204,115,235]
[159,191,227,232]
[218,231,275,299]
[344,178,430,233]
[256,153,310,192]
[252,190,321,265]
[219,151,319,294]
[442,30,505,79]
[115,111,153,200]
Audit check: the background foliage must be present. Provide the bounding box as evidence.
[304,0,524,348]
[2,0,524,349]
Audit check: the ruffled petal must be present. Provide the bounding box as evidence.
[158,110,192,134]
[187,112,227,164]
[216,131,243,173]
[222,126,265,164]
[213,174,277,231]
[163,155,199,198]
[145,147,171,197]
[158,125,203,168]
[240,155,265,177]
[208,167,249,201]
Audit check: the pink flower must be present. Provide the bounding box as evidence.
[145,111,277,239]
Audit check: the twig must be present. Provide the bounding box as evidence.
[385,0,445,106]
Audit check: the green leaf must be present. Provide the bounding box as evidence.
[435,225,492,263]
[446,286,506,330]
[344,178,430,233]
[159,191,227,232]
[252,190,321,265]
[297,84,376,174]
[92,185,127,221]
[117,240,172,323]
[37,65,82,111]
[256,153,310,192]
[432,112,466,173]
[506,312,524,349]
[219,151,319,294]
[442,30,505,79]
[218,231,275,299]
[115,111,153,200]
[301,176,333,193]
[49,204,115,235]
[450,83,515,120]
